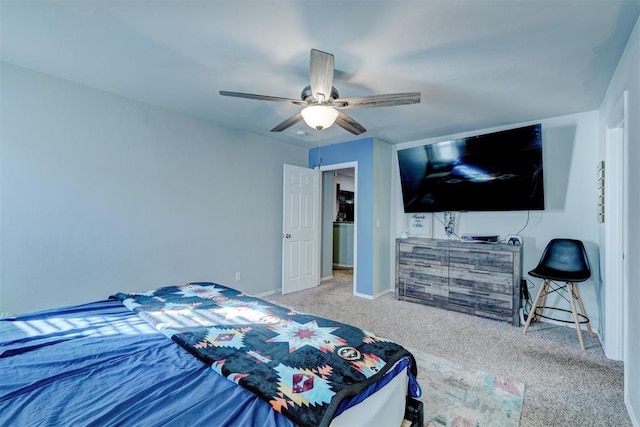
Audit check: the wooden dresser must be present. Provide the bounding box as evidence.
[396,238,522,325]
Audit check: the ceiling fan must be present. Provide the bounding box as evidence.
[219,49,421,135]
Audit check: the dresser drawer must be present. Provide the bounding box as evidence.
[448,247,514,273]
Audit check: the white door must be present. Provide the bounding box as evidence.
[282,164,320,294]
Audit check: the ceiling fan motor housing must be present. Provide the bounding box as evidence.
[301,85,340,103]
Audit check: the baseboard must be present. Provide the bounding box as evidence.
[373,288,395,299]
[353,291,374,300]
[332,264,353,269]
[626,396,639,427]
[353,288,394,300]
[253,289,280,298]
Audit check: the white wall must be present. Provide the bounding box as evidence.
[390,111,602,329]
[0,63,307,315]
[336,172,355,192]
[599,15,640,426]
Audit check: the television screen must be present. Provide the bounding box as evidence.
[398,124,544,212]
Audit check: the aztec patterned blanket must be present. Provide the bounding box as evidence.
[116,282,417,427]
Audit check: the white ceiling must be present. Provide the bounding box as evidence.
[2,0,639,148]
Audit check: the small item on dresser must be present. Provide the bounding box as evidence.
[460,234,500,243]
[506,235,522,245]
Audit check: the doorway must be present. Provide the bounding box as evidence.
[320,163,357,294]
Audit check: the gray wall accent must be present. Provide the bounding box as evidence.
[0,63,307,315]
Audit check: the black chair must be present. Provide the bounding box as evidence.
[523,239,594,350]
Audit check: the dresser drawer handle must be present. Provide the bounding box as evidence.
[473,270,491,275]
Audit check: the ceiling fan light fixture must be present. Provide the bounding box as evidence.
[301,105,339,130]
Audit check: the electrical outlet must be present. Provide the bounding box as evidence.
[235,272,241,282]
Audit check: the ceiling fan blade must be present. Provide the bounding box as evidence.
[335,111,367,135]
[271,112,303,132]
[336,92,421,109]
[309,49,335,102]
[219,91,306,105]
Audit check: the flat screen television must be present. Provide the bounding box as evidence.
[398,124,544,213]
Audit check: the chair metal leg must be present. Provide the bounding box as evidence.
[523,279,549,334]
[573,284,594,338]
[567,282,586,351]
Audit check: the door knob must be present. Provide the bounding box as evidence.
[284,233,292,239]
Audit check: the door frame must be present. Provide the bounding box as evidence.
[320,161,358,296]
[603,91,628,362]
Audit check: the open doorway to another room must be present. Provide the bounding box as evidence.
[320,166,355,291]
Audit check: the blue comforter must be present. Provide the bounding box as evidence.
[115,282,418,427]
[0,287,419,426]
[0,299,293,427]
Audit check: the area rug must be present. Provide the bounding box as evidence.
[408,347,525,427]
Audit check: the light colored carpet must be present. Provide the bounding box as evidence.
[267,269,631,427]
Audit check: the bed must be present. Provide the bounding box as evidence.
[0,282,422,426]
